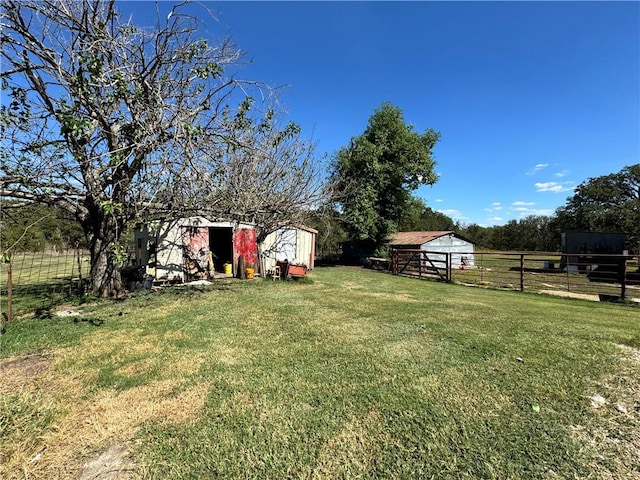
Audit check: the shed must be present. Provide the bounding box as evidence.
[259,225,317,274]
[135,217,258,282]
[561,231,626,272]
[389,231,475,268]
[561,232,626,255]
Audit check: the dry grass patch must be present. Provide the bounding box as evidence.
[1,325,212,480]
[208,343,252,366]
[73,329,160,361]
[307,408,389,479]
[360,291,418,302]
[571,343,640,479]
[2,368,211,479]
[383,337,432,360]
[164,330,189,340]
[159,350,207,377]
[0,354,51,395]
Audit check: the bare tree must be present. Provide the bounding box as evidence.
[198,99,328,242]
[1,0,327,295]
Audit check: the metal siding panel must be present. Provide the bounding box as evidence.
[422,239,475,268]
[155,221,185,281]
[260,231,278,273]
[296,230,311,267]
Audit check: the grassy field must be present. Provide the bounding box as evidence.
[1,266,639,479]
[0,251,90,318]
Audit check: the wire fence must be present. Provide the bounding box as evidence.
[3,248,639,323]
[1,249,90,322]
[385,250,640,304]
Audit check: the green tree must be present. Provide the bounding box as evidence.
[458,223,493,249]
[305,205,348,262]
[332,102,440,254]
[1,202,85,252]
[398,195,456,232]
[554,164,640,251]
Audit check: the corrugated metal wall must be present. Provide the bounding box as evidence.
[260,227,316,273]
[296,229,315,269]
[421,235,475,268]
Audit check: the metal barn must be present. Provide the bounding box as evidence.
[389,231,475,268]
[259,225,317,274]
[135,217,258,282]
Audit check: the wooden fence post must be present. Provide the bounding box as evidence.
[520,254,525,292]
[76,248,84,295]
[620,255,627,300]
[6,257,13,323]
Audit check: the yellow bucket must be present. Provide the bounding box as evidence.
[223,263,232,275]
[245,268,255,279]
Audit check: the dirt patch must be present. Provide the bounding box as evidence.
[0,354,51,394]
[538,289,600,302]
[78,444,134,480]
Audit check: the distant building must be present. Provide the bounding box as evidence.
[561,232,626,255]
[389,231,475,268]
[561,231,626,272]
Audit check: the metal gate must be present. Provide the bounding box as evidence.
[391,249,451,282]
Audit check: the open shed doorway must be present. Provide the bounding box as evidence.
[209,227,233,273]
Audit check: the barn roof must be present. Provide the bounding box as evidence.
[389,231,472,246]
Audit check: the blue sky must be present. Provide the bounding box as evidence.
[124,1,639,226]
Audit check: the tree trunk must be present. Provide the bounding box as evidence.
[85,212,126,298]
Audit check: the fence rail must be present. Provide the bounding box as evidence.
[390,249,640,303]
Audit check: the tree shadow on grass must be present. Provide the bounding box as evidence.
[73,317,104,327]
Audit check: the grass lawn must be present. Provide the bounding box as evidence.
[1,266,639,479]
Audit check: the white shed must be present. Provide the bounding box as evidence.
[389,231,475,268]
[135,217,258,282]
[259,225,317,274]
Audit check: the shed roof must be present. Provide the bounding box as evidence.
[389,231,467,246]
[293,224,318,235]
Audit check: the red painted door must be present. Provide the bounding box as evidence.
[233,228,258,269]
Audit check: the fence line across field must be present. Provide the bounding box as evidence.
[389,249,640,303]
[2,249,639,323]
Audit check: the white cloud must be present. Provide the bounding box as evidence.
[527,163,549,175]
[554,170,569,178]
[485,202,502,213]
[438,208,465,220]
[535,181,575,193]
[435,198,444,203]
[512,201,535,206]
[488,216,504,223]
[515,208,554,217]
